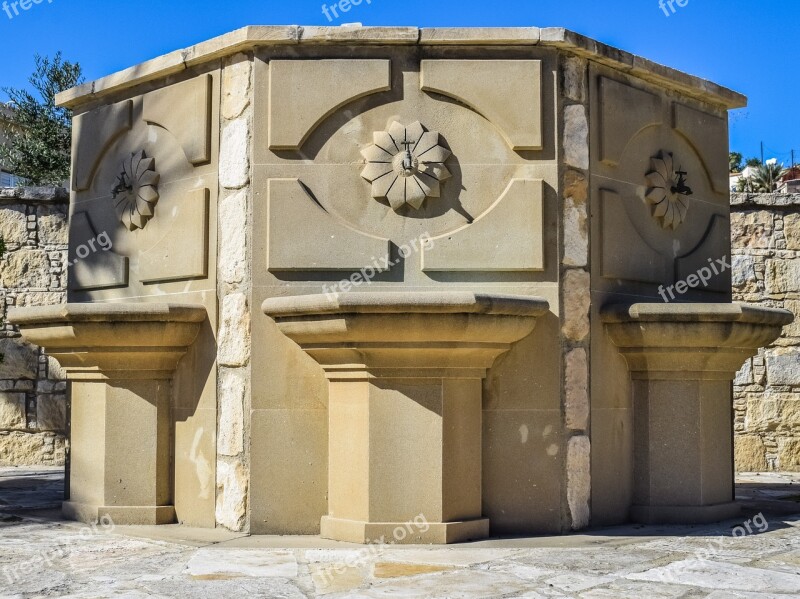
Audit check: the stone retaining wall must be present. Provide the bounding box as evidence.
[732,192,800,472]
[0,187,68,466]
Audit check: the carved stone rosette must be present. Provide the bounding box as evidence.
[360,121,452,211]
[644,151,690,231]
[112,150,160,231]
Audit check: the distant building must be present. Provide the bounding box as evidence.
[0,103,24,187]
[730,165,759,192]
[778,165,800,194]
[731,162,800,193]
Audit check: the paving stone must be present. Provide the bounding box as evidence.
[1,468,799,599]
[326,569,531,598]
[186,548,298,578]
[627,559,800,593]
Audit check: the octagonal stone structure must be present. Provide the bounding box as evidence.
[8,26,793,541]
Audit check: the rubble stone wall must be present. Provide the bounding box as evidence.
[732,192,800,472]
[0,187,68,466]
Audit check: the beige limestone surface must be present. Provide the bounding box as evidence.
[603,303,792,524]
[9,304,207,525]
[8,25,783,542]
[264,292,549,543]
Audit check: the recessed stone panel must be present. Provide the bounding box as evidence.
[672,103,729,194]
[143,74,213,165]
[421,60,543,151]
[422,179,544,272]
[268,60,391,150]
[600,189,668,284]
[267,178,390,271]
[675,214,731,294]
[69,211,129,292]
[140,188,210,284]
[598,77,662,166]
[72,100,133,191]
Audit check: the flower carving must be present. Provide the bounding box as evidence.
[111,150,160,231]
[360,121,452,211]
[644,151,692,230]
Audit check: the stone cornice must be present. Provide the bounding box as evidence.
[56,26,746,110]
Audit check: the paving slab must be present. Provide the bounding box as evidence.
[0,468,799,598]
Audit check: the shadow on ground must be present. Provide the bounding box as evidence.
[1,467,798,546]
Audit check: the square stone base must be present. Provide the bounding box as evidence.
[63,501,176,525]
[321,516,490,544]
[631,502,741,525]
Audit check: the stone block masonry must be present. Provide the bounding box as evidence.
[0,187,68,466]
[560,54,591,531]
[216,52,252,532]
[732,192,800,472]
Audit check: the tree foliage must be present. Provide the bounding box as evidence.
[729,152,743,173]
[0,53,83,186]
[738,162,788,193]
[745,157,762,168]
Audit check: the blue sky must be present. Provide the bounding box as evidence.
[2,0,796,164]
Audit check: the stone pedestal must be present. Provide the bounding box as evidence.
[8,304,206,525]
[603,303,793,524]
[264,292,548,543]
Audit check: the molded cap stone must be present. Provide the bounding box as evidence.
[263,292,550,375]
[8,303,208,377]
[8,303,207,326]
[262,291,550,317]
[601,302,794,326]
[602,303,794,379]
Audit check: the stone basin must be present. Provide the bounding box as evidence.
[602,303,793,524]
[9,303,207,377]
[262,291,550,375]
[8,303,207,525]
[263,292,549,544]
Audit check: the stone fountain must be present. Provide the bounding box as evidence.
[9,26,793,542]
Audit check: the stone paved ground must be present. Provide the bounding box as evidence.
[0,468,799,598]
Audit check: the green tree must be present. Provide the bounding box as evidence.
[745,157,762,168]
[742,162,788,193]
[736,176,751,193]
[0,53,83,185]
[730,152,743,173]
